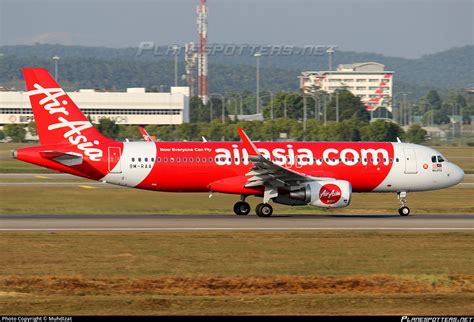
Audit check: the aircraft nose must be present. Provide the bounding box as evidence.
[449,162,464,186]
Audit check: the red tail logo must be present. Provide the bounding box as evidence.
[23,68,108,161]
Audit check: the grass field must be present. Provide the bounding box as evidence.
[0,231,473,315]
[1,185,473,215]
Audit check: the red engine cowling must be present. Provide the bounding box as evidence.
[274,180,352,208]
[307,180,352,208]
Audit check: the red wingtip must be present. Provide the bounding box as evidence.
[237,128,259,156]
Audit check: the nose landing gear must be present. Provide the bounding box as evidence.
[397,191,410,216]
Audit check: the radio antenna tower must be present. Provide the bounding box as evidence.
[185,42,197,97]
[197,0,208,104]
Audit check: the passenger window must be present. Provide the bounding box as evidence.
[138,158,141,162]
[190,157,194,162]
[177,158,181,162]
[432,156,437,163]
[183,158,187,162]
[151,158,155,162]
[157,158,161,162]
[395,158,399,162]
[209,158,213,162]
[170,158,174,162]
[164,157,168,162]
[132,158,135,162]
[203,158,207,162]
[437,156,445,163]
[145,158,148,162]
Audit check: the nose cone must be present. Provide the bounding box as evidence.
[448,162,464,186]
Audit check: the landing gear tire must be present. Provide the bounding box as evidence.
[256,203,273,217]
[397,191,410,216]
[233,201,251,216]
[398,206,410,216]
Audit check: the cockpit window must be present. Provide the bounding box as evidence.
[431,156,437,163]
[437,155,445,163]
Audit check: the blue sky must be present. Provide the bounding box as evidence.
[1,0,473,58]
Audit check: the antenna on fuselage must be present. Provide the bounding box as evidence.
[396,137,402,143]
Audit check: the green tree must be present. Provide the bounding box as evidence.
[360,120,403,142]
[27,121,37,137]
[118,125,142,141]
[4,124,26,142]
[0,130,5,140]
[404,124,427,144]
[263,92,303,120]
[177,123,199,141]
[326,90,370,122]
[426,90,442,110]
[96,118,119,139]
[189,97,206,123]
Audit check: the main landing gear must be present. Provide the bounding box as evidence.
[232,195,273,217]
[397,191,410,216]
[255,203,273,217]
[233,195,251,216]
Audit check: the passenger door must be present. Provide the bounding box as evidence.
[108,146,122,173]
[403,148,417,174]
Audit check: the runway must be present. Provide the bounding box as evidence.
[1,214,473,231]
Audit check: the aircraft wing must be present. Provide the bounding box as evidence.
[237,128,333,202]
[39,150,83,166]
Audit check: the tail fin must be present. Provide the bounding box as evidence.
[23,68,109,146]
[139,126,155,142]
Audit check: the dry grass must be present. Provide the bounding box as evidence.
[2,275,472,296]
[1,231,473,315]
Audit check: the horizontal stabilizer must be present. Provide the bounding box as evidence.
[40,151,83,166]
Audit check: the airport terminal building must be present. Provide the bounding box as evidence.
[299,62,394,112]
[0,87,190,125]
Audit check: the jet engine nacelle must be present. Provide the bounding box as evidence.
[274,180,352,208]
[307,180,352,208]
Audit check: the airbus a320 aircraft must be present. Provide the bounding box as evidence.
[13,68,464,217]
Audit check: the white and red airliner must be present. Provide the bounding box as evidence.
[13,68,464,217]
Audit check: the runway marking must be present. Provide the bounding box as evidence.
[34,175,48,179]
[79,185,96,189]
[1,228,473,231]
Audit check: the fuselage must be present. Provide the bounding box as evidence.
[66,140,463,195]
[16,140,464,196]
